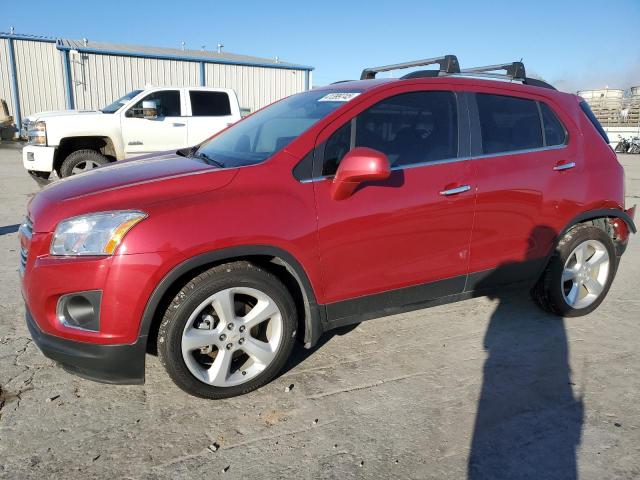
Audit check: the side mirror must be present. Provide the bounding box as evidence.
[142,100,158,120]
[330,147,391,200]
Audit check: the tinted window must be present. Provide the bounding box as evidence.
[322,91,458,175]
[540,103,567,146]
[129,90,181,117]
[476,94,543,154]
[190,91,232,116]
[579,101,609,144]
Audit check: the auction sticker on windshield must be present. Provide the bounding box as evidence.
[318,92,361,102]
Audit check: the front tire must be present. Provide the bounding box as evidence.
[59,149,109,177]
[157,262,297,399]
[532,224,617,317]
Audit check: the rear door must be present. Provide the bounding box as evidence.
[312,88,476,323]
[121,89,187,156]
[186,90,238,146]
[466,91,576,289]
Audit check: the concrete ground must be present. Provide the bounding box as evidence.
[0,143,638,479]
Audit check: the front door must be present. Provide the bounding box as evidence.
[312,89,476,323]
[122,89,187,156]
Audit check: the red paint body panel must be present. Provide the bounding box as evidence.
[20,75,630,351]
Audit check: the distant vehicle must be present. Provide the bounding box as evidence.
[615,136,630,153]
[22,87,242,181]
[20,55,636,399]
[629,137,640,154]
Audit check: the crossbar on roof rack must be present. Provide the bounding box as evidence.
[360,55,460,80]
[460,62,526,80]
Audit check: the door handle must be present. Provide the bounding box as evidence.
[553,161,576,171]
[172,122,186,127]
[439,185,471,196]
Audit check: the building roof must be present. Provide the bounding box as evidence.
[0,32,313,71]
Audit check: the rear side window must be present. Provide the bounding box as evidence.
[539,103,567,146]
[579,101,609,144]
[190,91,232,116]
[323,91,458,175]
[476,94,543,154]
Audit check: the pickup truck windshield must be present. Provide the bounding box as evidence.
[101,90,143,114]
[194,90,362,168]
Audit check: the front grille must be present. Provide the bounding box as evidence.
[18,216,33,275]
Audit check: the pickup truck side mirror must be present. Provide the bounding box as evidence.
[330,147,391,200]
[142,100,158,120]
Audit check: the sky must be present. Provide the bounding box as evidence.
[4,0,640,92]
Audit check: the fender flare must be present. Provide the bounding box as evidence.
[559,208,636,237]
[137,245,325,349]
[532,207,636,283]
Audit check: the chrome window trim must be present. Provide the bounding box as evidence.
[301,143,569,183]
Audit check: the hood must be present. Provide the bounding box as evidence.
[28,152,238,232]
[26,110,103,122]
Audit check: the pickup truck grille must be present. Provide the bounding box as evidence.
[18,216,33,275]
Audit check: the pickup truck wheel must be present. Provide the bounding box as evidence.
[532,224,617,317]
[60,149,109,177]
[157,262,297,399]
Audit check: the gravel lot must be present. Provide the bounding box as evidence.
[0,143,638,479]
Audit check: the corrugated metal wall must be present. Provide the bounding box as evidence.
[205,63,306,111]
[1,36,310,124]
[71,54,200,110]
[0,39,15,118]
[13,40,66,116]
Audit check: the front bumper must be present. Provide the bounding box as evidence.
[23,145,55,173]
[26,305,146,385]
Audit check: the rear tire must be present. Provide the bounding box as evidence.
[158,262,297,399]
[532,224,617,317]
[59,149,109,177]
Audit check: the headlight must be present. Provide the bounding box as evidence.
[50,211,147,256]
[28,121,47,145]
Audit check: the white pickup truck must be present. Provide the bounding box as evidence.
[23,86,242,181]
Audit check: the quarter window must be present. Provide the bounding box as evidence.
[129,90,181,117]
[540,103,567,146]
[476,94,543,154]
[190,91,232,117]
[322,91,458,176]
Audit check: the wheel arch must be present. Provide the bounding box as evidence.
[533,207,636,285]
[54,136,117,173]
[139,245,325,355]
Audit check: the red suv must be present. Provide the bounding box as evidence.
[20,56,636,398]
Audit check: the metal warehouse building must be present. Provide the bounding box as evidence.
[0,31,314,131]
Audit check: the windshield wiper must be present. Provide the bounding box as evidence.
[189,150,225,168]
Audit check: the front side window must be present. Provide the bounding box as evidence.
[540,102,567,146]
[190,91,232,117]
[322,91,458,176]
[128,90,181,117]
[476,93,543,154]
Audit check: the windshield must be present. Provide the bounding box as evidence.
[101,90,143,114]
[194,90,362,168]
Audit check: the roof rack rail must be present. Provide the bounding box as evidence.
[360,55,460,80]
[460,62,526,80]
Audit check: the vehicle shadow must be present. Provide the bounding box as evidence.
[468,226,584,479]
[0,224,20,235]
[280,323,360,377]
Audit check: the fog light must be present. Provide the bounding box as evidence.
[56,290,101,331]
